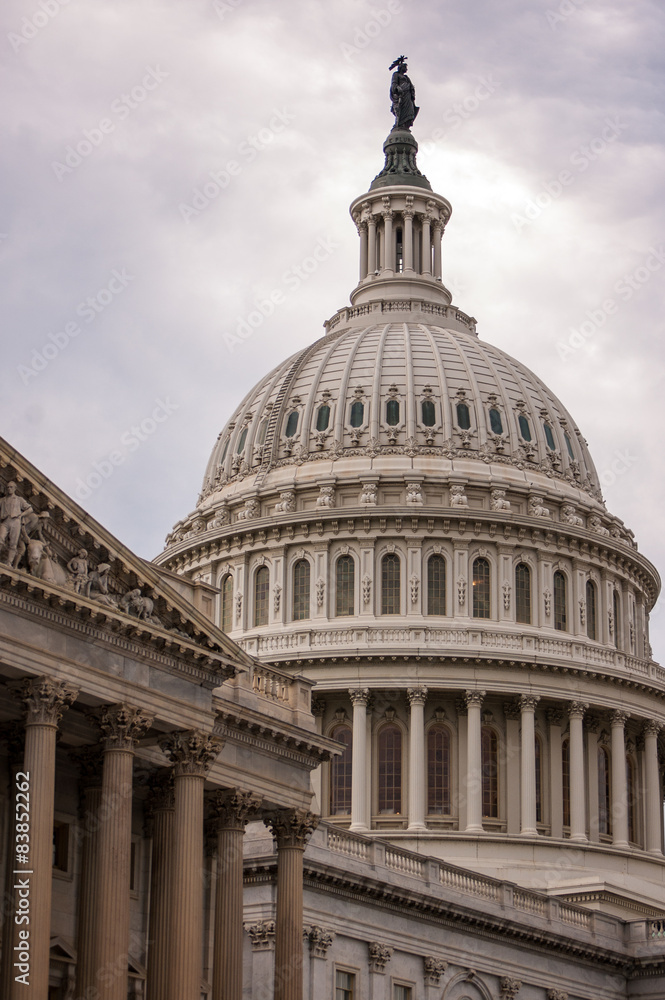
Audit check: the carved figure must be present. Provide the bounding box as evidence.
[360,483,378,505]
[389,56,419,130]
[0,481,33,566]
[450,485,468,508]
[316,485,336,509]
[86,563,117,606]
[589,515,610,537]
[120,588,154,620]
[67,548,89,594]
[275,490,296,514]
[490,489,511,511]
[528,495,550,518]
[561,504,583,526]
[237,498,259,521]
[405,482,424,505]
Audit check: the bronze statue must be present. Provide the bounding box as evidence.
[389,56,419,131]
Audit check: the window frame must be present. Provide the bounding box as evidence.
[220,572,233,633]
[376,721,404,816]
[328,722,353,817]
[426,553,447,616]
[292,558,311,622]
[515,561,531,625]
[553,570,568,632]
[472,556,491,620]
[586,579,598,640]
[253,565,270,627]
[335,553,356,617]
[426,722,452,816]
[481,725,499,819]
[335,967,358,1000]
[381,552,402,616]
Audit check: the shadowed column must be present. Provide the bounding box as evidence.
[407,687,427,831]
[10,677,78,1000]
[465,690,485,833]
[160,730,223,1000]
[90,704,153,1000]
[349,688,370,832]
[611,710,629,848]
[210,788,261,1000]
[264,809,318,1000]
[644,721,663,854]
[568,702,588,843]
[145,770,175,1000]
[519,695,540,836]
[70,745,104,1000]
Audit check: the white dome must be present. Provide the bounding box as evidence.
[198,318,601,509]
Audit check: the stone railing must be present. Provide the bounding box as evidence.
[237,626,660,682]
[251,663,292,702]
[319,825,599,936]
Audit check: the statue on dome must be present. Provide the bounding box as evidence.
[389,56,419,131]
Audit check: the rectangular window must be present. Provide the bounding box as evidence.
[394,986,413,1000]
[52,821,69,872]
[336,969,355,1000]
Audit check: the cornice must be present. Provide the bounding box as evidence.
[213,706,340,768]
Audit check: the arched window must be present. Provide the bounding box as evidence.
[285,410,299,438]
[554,571,567,631]
[427,725,451,815]
[456,402,471,430]
[626,756,636,844]
[256,419,268,447]
[543,423,556,450]
[586,580,597,640]
[254,566,269,627]
[335,555,355,617]
[427,554,446,616]
[613,590,621,649]
[350,400,364,427]
[535,733,543,824]
[489,408,503,435]
[421,399,436,427]
[515,563,531,624]
[386,399,400,426]
[381,553,401,615]
[481,727,498,818]
[562,738,570,827]
[220,574,233,633]
[518,413,532,441]
[237,426,248,453]
[598,746,610,835]
[293,560,310,621]
[316,404,330,432]
[378,724,402,814]
[329,724,352,816]
[564,432,575,460]
[472,557,491,619]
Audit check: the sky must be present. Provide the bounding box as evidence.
[1,0,664,654]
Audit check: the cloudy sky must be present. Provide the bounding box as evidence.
[1,0,664,653]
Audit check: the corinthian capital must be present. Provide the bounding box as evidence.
[10,675,78,727]
[643,720,663,739]
[500,978,522,999]
[349,687,371,707]
[568,701,588,720]
[159,729,224,777]
[210,787,261,829]
[465,690,485,710]
[610,709,629,728]
[264,808,318,849]
[92,703,153,750]
[407,686,428,707]
[519,695,540,713]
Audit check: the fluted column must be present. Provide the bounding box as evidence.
[382,210,394,275]
[70,745,104,1000]
[644,722,663,855]
[349,688,370,832]
[358,219,368,280]
[90,704,152,1000]
[611,710,629,848]
[145,770,175,1000]
[367,215,377,274]
[0,723,24,1000]
[9,677,78,1000]
[432,221,443,279]
[407,687,428,830]
[421,212,432,274]
[403,208,414,271]
[568,702,588,842]
[210,789,261,1000]
[265,810,318,1000]
[519,695,540,836]
[546,709,564,839]
[160,730,223,1000]
[465,691,485,833]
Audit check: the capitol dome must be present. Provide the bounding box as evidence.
[157,114,663,917]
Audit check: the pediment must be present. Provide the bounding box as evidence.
[0,436,253,676]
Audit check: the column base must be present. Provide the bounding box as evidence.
[407,822,427,832]
[612,840,630,849]
[648,848,664,856]
[568,834,588,843]
[465,824,484,834]
[349,823,370,833]
[519,828,539,837]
